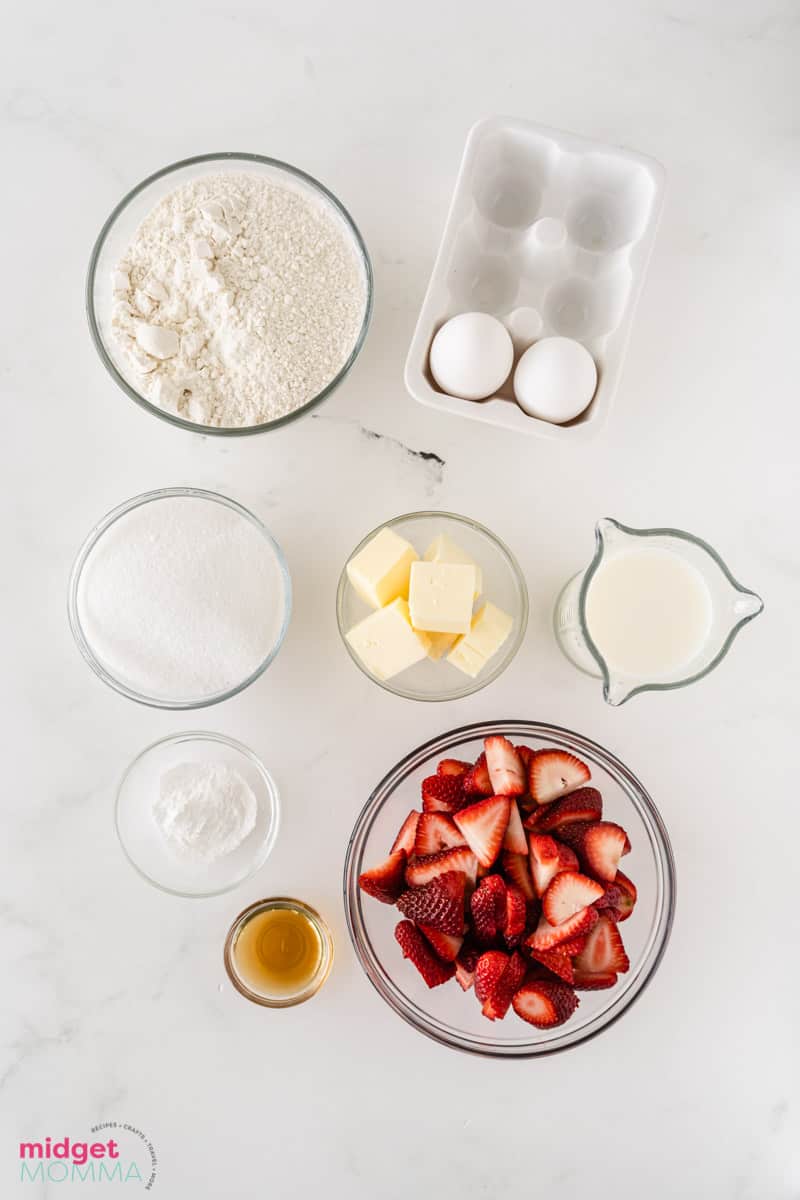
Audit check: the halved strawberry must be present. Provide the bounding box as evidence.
[559,933,589,957]
[414,812,466,856]
[523,800,556,831]
[614,870,637,921]
[528,748,591,805]
[390,810,420,856]
[528,834,564,898]
[573,914,630,975]
[594,883,624,922]
[502,799,528,855]
[501,851,536,902]
[437,758,471,778]
[419,924,464,962]
[573,969,618,990]
[515,744,535,773]
[526,905,599,952]
[503,883,527,948]
[512,979,579,1028]
[542,871,605,926]
[527,945,575,984]
[455,945,481,991]
[470,874,506,944]
[484,736,526,796]
[454,795,511,868]
[395,920,455,988]
[573,821,631,882]
[405,845,478,887]
[462,752,493,797]
[474,950,508,1003]
[532,787,603,832]
[358,849,407,904]
[482,950,527,1021]
[421,773,465,813]
[396,870,465,935]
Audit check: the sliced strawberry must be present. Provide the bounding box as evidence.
[528,748,591,805]
[574,914,630,975]
[390,810,420,856]
[462,752,493,797]
[533,787,603,832]
[515,744,536,773]
[421,773,465,813]
[394,920,455,988]
[470,874,506,944]
[559,933,589,957]
[594,883,624,922]
[512,979,578,1028]
[396,870,465,935]
[523,800,556,831]
[454,795,511,868]
[358,849,407,904]
[542,871,605,926]
[414,812,466,856]
[405,845,478,887]
[573,969,618,990]
[501,851,536,902]
[419,924,464,962]
[503,883,527,948]
[614,870,637,921]
[527,945,575,984]
[502,799,528,855]
[482,950,527,1021]
[437,757,471,778]
[484,736,526,796]
[474,950,508,1003]
[455,944,481,991]
[574,821,631,882]
[526,905,599,952]
[527,834,562,898]
[553,819,593,851]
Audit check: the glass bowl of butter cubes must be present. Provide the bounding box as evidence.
[336,512,529,701]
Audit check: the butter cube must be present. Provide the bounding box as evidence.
[447,602,514,677]
[424,533,482,597]
[346,527,418,609]
[346,598,431,680]
[408,562,476,635]
[426,631,459,661]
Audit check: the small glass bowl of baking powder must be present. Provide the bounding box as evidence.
[116,732,281,898]
[86,152,373,435]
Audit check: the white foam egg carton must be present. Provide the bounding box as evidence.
[405,116,665,440]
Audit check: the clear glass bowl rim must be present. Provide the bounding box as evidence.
[67,486,292,710]
[335,511,530,702]
[343,718,676,1058]
[223,896,335,1007]
[86,151,374,436]
[115,730,281,898]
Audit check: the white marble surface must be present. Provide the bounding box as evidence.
[3,0,799,1195]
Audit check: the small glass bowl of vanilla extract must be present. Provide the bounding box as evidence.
[224,898,334,1007]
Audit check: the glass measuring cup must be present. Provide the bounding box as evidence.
[554,518,764,705]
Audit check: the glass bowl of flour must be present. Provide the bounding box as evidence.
[68,488,292,708]
[116,732,280,897]
[87,153,373,434]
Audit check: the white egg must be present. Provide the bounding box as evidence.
[513,336,598,423]
[429,312,514,401]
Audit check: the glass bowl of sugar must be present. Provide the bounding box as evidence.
[116,732,280,898]
[68,487,292,709]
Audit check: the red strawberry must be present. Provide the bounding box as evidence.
[454,795,511,868]
[474,950,508,1003]
[559,933,590,957]
[396,870,466,935]
[421,773,465,813]
[414,812,466,856]
[394,920,455,988]
[455,944,481,991]
[515,744,536,773]
[484,736,526,796]
[574,821,631,882]
[573,969,618,990]
[512,979,578,1028]
[482,950,527,1021]
[528,834,567,898]
[503,884,527,947]
[614,870,637,921]
[405,845,478,887]
[574,914,630,975]
[553,819,593,851]
[594,883,624,922]
[390,810,420,856]
[419,924,464,962]
[528,749,591,805]
[526,905,599,952]
[437,758,470,778]
[523,800,556,831]
[542,871,605,926]
[462,752,492,797]
[470,874,506,944]
[501,851,536,903]
[358,849,407,904]
[527,945,575,984]
[502,799,528,855]
[532,787,603,832]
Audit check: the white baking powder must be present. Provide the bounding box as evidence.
[110,171,367,427]
[153,762,257,863]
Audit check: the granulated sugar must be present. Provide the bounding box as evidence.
[77,494,288,702]
[110,170,368,427]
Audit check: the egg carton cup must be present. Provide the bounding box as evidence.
[405,116,665,440]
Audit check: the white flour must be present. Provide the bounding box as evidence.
[153,762,257,863]
[110,171,367,427]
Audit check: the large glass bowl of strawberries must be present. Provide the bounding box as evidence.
[344,720,675,1057]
